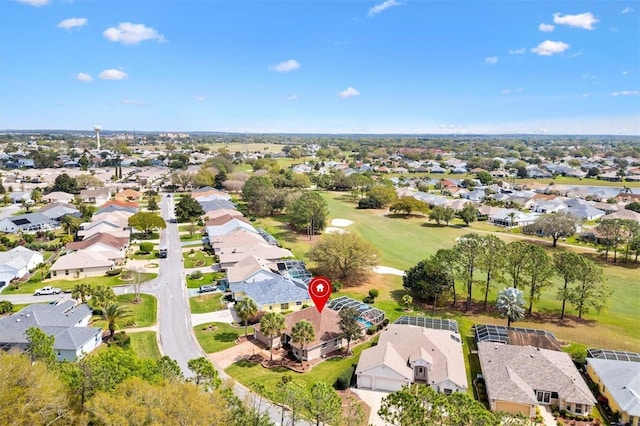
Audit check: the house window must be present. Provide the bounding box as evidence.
[296,301,302,306]
[322,343,328,349]
[551,392,558,399]
[566,405,571,411]
[65,270,69,275]
[575,405,582,414]
[443,389,452,395]
[334,338,341,348]
[536,391,551,404]
[280,303,289,310]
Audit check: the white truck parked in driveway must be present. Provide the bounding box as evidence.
[34,286,62,296]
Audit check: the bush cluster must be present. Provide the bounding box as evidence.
[334,366,355,390]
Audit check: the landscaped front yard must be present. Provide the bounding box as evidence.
[5,272,158,295]
[182,250,215,268]
[129,331,161,360]
[91,293,157,329]
[189,293,226,314]
[186,272,223,288]
[194,322,253,353]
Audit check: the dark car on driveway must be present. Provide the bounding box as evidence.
[198,285,216,293]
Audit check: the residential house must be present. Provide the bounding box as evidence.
[204,208,243,221]
[192,187,232,201]
[114,188,142,201]
[225,255,281,286]
[0,300,102,361]
[478,342,595,418]
[489,210,540,227]
[356,323,468,393]
[99,199,139,212]
[43,191,74,204]
[205,219,257,239]
[209,229,267,254]
[602,209,640,223]
[38,202,81,221]
[616,192,640,204]
[231,276,311,312]
[0,212,58,233]
[200,199,237,214]
[65,232,128,261]
[218,243,293,269]
[50,251,117,278]
[586,349,640,426]
[80,188,111,205]
[0,246,43,288]
[254,307,344,362]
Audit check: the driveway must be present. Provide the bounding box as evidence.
[208,339,271,369]
[351,388,391,426]
[191,307,238,326]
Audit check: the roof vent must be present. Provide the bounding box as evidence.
[16,318,20,322]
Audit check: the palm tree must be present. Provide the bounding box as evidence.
[71,283,91,303]
[260,312,285,361]
[235,297,258,338]
[61,214,81,236]
[102,302,132,340]
[496,287,525,327]
[507,211,517,228]
[291,320,315,366]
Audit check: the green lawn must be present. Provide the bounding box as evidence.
[129,331,161,360]
[226,337,377,394]
[91,293,157,329]
[186,272,223,288]
[194,322,253,353]
[182,251,215,268]
[6,272,157,295]
[180,233,203,242]
[189,293,226,314]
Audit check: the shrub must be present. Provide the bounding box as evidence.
[0,300,13,314]
[110,331,131,349]
[357,197,382,209]
[366,326,376,335]
[368,289,379,299]
[106,268,121,276]
[332,281,343,293]
[556,421,563,426]
[334,366,355,390]
[363,296,373,304]
[382,318,390,326]
[139,242,154,253]
[190,270,203,280]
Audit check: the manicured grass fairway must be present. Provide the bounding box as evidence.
[194,322,254,353]
[7,273,158,295]
[130,331,161,360]
[189,293,226,314]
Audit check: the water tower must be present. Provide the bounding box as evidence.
[93,125,102,150]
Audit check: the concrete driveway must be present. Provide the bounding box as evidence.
[191,307,238,326]
[351,388,391,426]
[208,339,271,369]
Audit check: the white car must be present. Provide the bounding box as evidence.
[33,286,62,296]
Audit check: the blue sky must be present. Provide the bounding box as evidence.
[1,0,639,135]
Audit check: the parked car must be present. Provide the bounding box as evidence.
[34,286,62,296]
[198,285,216,293]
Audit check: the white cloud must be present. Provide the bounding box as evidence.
[75,72,92,82]
[16,0,50,6]
[553,12,599,30]
[621,6,634,14]
[485,56,498,64]
[193,95,206,102]
[538,23,555,32]
[287,94,299,101]
[509,48,526,55]
[368,0,401,17]
[531,40,570,56]
[337,87,360,98]
[581,93,591,98]
[122,99,145,106]
[268,59,301,73]
[57,18,87,30]
[500,89,512,95]
[612,91,639,96]
[622,70,629,75]
[99,69,128,80]
[103,22,166,45]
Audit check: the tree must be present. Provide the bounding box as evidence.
[30,187,43,204]
[75,174,104,190]
[454,233,484,311]
[171,171,195,191]
[242,176,278,217]
[287,191,329,236]
[0,352,74,425]
[71,282,92,303]
[123,266,145,303]
[187,357,220,390]
[477,235,506,310]
[428,205,446,225]
[61,214,81,236]
[620,219,640,262]
[342,396,366,426]
[174,194,205,222]
[102,302,132,340]
[403,256,451,313]
[128,211,166,238]
[2,193,11,206]
[338,307,361,354]
[147,196,158,211]
[51,173,77,193]
[553,252,582,320]
[90,285,116,314]
[476,171,493,185]
[260,312,285,361]
[25,326,56,365]
[235,297,257,338]
[568,257,612,318]
[496,287,526,327]
[366,185,397,207]
[595,219,622,262]
[401,294,413,310]
[307,232,379,286]
[305,381,342,426]
[156,356,183,383]
[459,203,479,225]
[389,197,429,216]
[504,241,529,289]
[626,202,640,213]
[291,319,315,366]
[532,212,580,247]
[522,244,553,314]
[434,248,459,306]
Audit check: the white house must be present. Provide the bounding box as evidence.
[356,322,468,393]
[0,246,44,288]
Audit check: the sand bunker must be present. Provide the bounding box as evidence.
[331,218,354,227]
[325,227,348,234]
[372,266,406,276]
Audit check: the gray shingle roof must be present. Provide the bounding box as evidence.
[587,358,640,417]
[230,277,310,309]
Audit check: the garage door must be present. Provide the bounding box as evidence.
[374,378,404,392]
[358,375,372,389]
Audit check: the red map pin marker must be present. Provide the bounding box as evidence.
[308,276,332,313]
